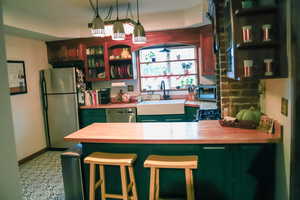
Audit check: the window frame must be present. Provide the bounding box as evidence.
[137,45,199,92]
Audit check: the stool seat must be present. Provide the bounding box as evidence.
[85,152,138,200]
[84,152,137,166]
[144,155,198,169]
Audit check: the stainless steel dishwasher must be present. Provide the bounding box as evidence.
[106,108,137,122]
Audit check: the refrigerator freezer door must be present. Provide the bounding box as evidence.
[44,68,76,94]
[47,93,79,148]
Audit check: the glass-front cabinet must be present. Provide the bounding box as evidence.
[108,45,133,80]
[139,45,198,91]
[85,45,107,81]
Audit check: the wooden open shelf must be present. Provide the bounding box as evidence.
[234,6,277,16]
[236,41,278,49]
[109,59,132,63]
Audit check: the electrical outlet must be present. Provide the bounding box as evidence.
[281,98,288,116]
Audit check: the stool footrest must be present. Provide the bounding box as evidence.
[105,193,134,200]
[127,182,133,192]
[95,179,102,190]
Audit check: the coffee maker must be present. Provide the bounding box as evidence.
[98,88,110,104]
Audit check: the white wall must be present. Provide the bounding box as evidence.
[260,1,292,199]
[0,1,22,199]
[261,78,291,199]
[5,34,49,161]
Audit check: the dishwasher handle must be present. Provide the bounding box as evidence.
[128,113,136,123]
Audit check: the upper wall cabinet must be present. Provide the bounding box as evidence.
[224,0,287,80]
[108,45,134,80]
[46,25,215,81]
[47,43,85,64]
[201,35,216,76]
[85,44,108,81]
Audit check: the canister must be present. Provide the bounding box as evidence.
[244,60,253,77]
[242,26,252,43]
[264,59,274,76]
[262,24,272,42]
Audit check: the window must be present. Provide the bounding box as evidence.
[139,45,198,91]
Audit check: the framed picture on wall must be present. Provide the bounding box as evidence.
[7,60,27,95]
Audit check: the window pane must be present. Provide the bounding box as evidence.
[141,75,197,91]
[169,61,196,75]
[170,75,197,89]
[141,61,196,77]
[140,62,168,76]
[139,45,198,91]
[139,48,168,63]
[141,77,170,91]
[169,47,195,60]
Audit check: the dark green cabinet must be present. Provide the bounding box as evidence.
[136,115,162,123]
[137,114,186,122]
[137,106,198,122]
[185,106,198,122]
[232,144,275,200]
[198,145,232,200]
[80,106,199,125]
[82,143,275,200]
[79,108,106,128]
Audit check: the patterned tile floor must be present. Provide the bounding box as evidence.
[19,151,65,200]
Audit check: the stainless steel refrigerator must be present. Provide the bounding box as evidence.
[40,68,79,149]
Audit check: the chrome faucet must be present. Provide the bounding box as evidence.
[160,80,170,100]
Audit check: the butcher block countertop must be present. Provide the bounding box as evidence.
[64,120,282,144]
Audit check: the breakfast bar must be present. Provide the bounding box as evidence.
[65,121,281,200]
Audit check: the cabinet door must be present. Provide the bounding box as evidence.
[47,43,84,63]
[137,115,162,122]
[161,114,186,122]
[232,144,275,200]
[137,115,186,122]
[198,145,232,200]
[201,35,216,76]
[79,109,106,128]
[185,106,198,122]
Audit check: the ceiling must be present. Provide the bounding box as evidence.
[2,0,209,41]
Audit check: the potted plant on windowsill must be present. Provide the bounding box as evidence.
[181,62,192,74]
[145,51,156,62]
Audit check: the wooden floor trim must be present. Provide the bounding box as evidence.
[18,147,48,165]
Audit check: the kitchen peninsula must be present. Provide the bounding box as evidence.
[65,120,281,200]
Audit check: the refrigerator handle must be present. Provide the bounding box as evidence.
[41,75,48,110]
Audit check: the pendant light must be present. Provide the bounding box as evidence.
[90,0,105,37]
[133,0,146,44]
[112,0,125,40]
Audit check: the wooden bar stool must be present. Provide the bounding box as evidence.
[84,152,138,200]
[144,155,198,200]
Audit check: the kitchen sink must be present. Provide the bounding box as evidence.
[137,99,185,115]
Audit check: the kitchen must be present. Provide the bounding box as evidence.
[0,0,299,200]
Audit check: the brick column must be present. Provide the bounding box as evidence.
[215,0,260,117]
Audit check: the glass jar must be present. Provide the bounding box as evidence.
[242,26,253,43]
[244,60,253,77]
[262,24,272,42]
[264,59,274,76]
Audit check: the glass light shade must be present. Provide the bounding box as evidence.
[133,23,146,44]
[90,16,105,37]
[104,23,134,37]
[112,21,125,40]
